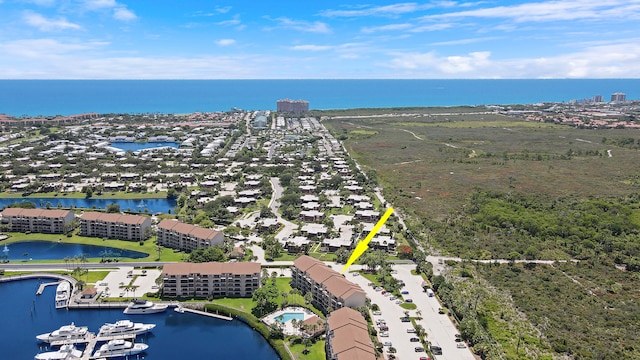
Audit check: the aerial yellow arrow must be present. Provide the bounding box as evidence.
[341,207,394,274]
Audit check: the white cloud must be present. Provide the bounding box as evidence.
[361,23,413,34]
[24,0,57,6]
[82,0,117,9]
[0,38,107,58]
[268,17,331,34]
[320,2,439,17]
[23,11,82,31]
[387,40,640,78]
[390,51,491,73]
[422,0,640,23]
[429,36,500,46]
[290,45,333,51]
[216,39,236,46]
[113,7,137,21]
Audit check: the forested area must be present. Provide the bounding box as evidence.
[432,191,640,271]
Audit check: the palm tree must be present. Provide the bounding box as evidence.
[416,309,422,320]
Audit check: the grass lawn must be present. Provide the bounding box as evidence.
[213,278,324,318]
[1,232,185,262]
[288,339,326,360]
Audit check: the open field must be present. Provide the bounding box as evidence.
[324,109,640,223]
[322,107,640,359]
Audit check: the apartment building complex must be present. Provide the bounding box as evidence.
[0,208,75,234]
[157,219,224,252]
[326,307,376,360]
[162,262,261,298]
[79,212,152,241]
[291,255,366,312]
[277,99,309,114]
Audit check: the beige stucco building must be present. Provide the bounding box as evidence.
[1,208,75,234]
[157,219,224,252]
[79,212,151,241]
[162,262,261,298]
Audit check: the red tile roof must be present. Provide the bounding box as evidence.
[158,219,220,241]
[1,208,73,219]
[80,211,149,225]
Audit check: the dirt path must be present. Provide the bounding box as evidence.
[399,128,424,140]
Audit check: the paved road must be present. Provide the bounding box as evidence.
[268,177,299,241]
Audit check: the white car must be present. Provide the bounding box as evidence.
[384,342,392,347]
[379,331,389,337]
[372,311,382,316]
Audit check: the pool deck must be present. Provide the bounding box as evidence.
[262,306,316,336]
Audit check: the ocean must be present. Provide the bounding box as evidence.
[0,278,279,359]
[0,79,638,117]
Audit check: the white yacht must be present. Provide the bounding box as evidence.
[93,339,148,358]
[123,299,168,314]
[55,281,71,309]
[34,344,83,360]
[36,323,89,343]
[98,319,155,336]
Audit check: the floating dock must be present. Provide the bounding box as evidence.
[177,307,232,321]
[49,332,138,360]
[36,281,60,295]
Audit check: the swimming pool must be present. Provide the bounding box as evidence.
[275,312,305,323]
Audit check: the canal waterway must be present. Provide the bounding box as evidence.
[1,278,280,359]
[0,198,177,214]
[1,241,148,260]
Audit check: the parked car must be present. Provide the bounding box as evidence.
[384,342,392,347]
[395,300,403,304]
[438,308,445,314]
[407,328,416,333]
[457,343,466,349]
[389,296,397,300]
[410,337,420,342]
[375,286,383,291]
[431,345,443,355]
[414,347,425,352]
[373,311,382,315]
[419,357,430,360]
[380,331,389,337]
[381,290,387,294]
[379,326,389,331]
[401,317,410,322]
[405,298,413,303]
[401,290,409,295]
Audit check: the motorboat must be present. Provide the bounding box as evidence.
[34,344,82,360]
[93,339,148,358]
[98,319,155,336]
[55,281,71,309]
[123,299,168,314]
[36,322,89,343]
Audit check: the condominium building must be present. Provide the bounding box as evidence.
[0,208,75,234]
[611,92,627,102]
[162,262,261,298]
[277,99,309,114]
[79,212,152,241]
[291,255,366,312]
[157,219,224,252]
[326,307,376,360]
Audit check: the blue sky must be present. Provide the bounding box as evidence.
[1,0,639,79]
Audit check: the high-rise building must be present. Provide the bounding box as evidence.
[593,95,603,103]
[80,212,152,241]
[277,99,309,114]
[611,92,627,102]
[162,262,261,298]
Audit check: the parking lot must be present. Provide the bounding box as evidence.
[95,266,162,299]
[346,264,476,360]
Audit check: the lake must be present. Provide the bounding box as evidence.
[0,278,280,359]
[0,197,177,214]
[1,241,148,260]
[109,142,180,152]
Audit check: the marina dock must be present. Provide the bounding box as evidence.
[178,307,233,321]
[50,332,138,360]
[36,281,60,295]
